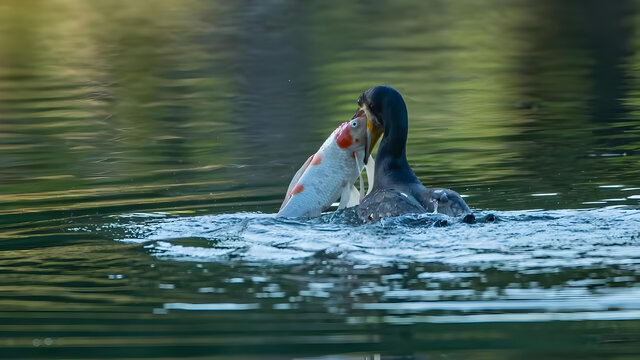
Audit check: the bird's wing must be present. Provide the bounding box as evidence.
[418,187,471,217]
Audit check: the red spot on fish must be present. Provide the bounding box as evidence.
[291,184,304,196]
[310,152,322,165]
[355,138,359,142]
[335,122,352,149]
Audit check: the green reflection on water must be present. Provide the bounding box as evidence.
[1,0,637,217]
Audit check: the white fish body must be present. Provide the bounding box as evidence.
[277,118,372,218]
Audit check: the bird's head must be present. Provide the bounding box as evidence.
[351,85,406,162]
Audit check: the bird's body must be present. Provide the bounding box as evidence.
[354,86,472,222]
[359,186,472,222]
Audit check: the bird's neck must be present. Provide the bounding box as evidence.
[375,104,420,186]
[376,138,414,181]
[378,130,407,161]
[378,99,409,162]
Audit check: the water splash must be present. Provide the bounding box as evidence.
[83,207,640,269]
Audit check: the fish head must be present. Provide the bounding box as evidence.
[355,89,385,164]
[335,113,368,153]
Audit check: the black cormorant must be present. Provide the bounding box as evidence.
[355,85,473,223]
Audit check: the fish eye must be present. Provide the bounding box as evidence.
[350,120,358,127]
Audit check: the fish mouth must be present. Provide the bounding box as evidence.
[353,106,382,164]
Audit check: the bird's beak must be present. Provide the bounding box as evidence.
[364,110,383,164]
[352,107,382,165]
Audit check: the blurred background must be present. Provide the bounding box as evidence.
[1,0,639,221]
[1,0,640,359]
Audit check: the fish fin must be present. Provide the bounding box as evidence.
[338,184,350,210]
[338,183,358,210]
[365,155,375,195]
[348,185,361,207]
[280,155,313,210]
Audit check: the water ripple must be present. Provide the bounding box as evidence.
[80,207,640,269]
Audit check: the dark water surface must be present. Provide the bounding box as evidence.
[2,0,640,358]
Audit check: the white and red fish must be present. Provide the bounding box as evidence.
[277,112,375,218]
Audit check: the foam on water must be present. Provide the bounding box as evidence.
[92,207,640,269]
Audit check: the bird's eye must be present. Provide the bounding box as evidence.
[350,120,358,128]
